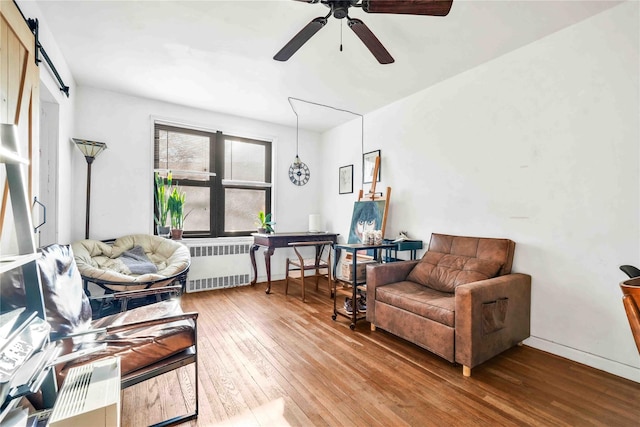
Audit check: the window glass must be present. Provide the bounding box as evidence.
[154,124,271,237]
[224,188,265,232]
[182,186,210,232]
[224,139,266,182]
[158,129,209,181]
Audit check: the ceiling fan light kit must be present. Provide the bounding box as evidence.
[275,0,453,64]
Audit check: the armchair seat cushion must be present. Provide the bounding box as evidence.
[376,281,455,327]
[60,298,194,378]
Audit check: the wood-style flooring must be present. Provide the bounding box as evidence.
[121,281,640,426]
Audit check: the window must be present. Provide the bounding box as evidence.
[154,123,272,237]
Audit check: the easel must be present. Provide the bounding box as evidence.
[358,155,391,239]
[344,155,391,263]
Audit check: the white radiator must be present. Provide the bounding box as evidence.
[186,241,253,293]
[49,357,120,427]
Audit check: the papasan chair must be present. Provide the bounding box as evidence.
[71,234,191,297]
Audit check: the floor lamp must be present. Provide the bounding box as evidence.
[72,138,107,239]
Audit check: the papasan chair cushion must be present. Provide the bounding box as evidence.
[71,234,190,292]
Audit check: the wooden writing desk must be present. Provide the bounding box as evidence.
[250,232,339,294]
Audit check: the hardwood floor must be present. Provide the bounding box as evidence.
[121,281,640,426]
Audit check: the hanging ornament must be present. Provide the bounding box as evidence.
[288,100,310,186]
[289,155,310,186]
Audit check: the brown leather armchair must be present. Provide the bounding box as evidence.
[8,244,198,426]
[366,233,531,376]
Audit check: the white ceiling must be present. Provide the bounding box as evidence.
[33,0,621,132]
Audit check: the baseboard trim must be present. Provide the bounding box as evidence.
[525,336,640,383]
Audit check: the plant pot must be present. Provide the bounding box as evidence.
[157,225,170,237]
[171,229,184,240]
[257,227,267,234]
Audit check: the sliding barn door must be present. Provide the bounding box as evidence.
[1,0,40,247]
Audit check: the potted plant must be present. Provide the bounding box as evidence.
[168,186,187,240]
[256,210,275,234]
[154,171,172,237]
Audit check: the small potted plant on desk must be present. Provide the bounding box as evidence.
[257,211,275,234]
[168,186,187,240]
[154,171,172,237]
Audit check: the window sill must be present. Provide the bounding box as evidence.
[179,236,253,245]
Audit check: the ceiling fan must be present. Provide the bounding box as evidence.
[274,0,454,64]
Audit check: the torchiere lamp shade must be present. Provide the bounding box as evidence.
[72,138,107,160]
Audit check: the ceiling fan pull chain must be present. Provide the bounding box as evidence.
[340,19,343,52]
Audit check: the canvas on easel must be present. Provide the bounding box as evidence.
[347,154,391,256]
[347,199,387,244]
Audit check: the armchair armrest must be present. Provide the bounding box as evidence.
[89,285,182,302]
[111,285,182,300]
[103,311,198,334]
[454,273,531,372]
[366,260,419,322]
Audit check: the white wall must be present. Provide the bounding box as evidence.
[73,86,323,280]
[320,2,639,382]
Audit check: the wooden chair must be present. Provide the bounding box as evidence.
[285,241,334,302]
[620,277,640,354]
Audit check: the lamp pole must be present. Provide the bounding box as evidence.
[84,156,94,239]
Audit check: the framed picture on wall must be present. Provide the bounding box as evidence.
[363,150,381,184]
[339,164,353,194]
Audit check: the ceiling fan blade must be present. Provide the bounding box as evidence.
[274,17,328,61]
[348,18,394,64]
[362,0,453,16]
